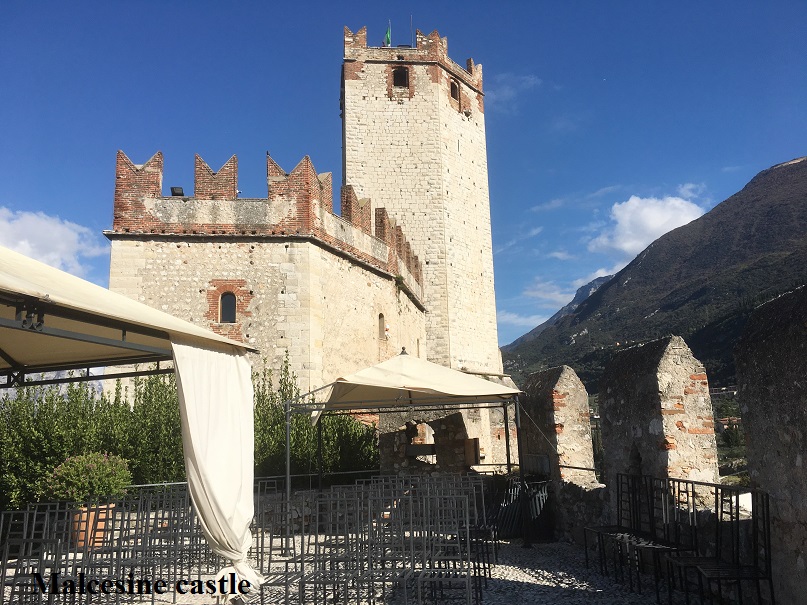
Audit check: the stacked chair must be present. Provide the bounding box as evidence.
[1,473,500,604]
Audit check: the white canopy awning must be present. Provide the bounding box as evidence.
[297,350,521,414]
[0,245,262,599]
[0,244,254,384]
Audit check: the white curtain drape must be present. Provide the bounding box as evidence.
[172,340,263,601]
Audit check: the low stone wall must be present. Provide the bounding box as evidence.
[549,480,608,545]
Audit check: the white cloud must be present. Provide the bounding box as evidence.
[721,165,742,173]
[523,279,575,306]
[497,310,549,327]
[587,194,705,259]
[494,225,543,254]
[587,185,621,198]
[530,198,564,212]
[0,207,107,277]
[547,250,574,261]
[676,182,706,199]
[486,73,541,113]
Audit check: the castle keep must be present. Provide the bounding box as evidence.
[106,26,509,465]
[342,27,500,373]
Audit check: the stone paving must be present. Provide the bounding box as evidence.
[2,539,691,604]
[142,539,688,604]
[482,540,687,605]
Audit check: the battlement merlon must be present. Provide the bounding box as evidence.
[195,154,237,200]
[344,26,483,92]
[109,151,424,293]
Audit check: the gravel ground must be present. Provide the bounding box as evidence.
[482,539,687,605]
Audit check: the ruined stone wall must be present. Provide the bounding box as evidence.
[735,286,807,602]
[599,336,718,490]
[342,26,501,375]
[379,402,517,474]
[550,481,608,544]
[521,366,598,483]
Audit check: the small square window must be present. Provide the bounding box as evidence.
[393,67,409,88]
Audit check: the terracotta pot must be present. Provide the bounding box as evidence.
[71,503,115,548]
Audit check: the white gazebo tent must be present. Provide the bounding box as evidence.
[284,350,523,502]
[0,245,262,595]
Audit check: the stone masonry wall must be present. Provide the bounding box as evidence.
[108,237,425,392]
[599,336,718,491]
[521,366,598,483]
[735,286,807,602]
[342,26,500,375]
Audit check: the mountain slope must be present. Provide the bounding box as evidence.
[503,157,807,391]
[502,275,612,351]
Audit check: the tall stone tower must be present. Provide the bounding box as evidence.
[342,26,502,374]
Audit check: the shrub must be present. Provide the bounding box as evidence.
[721,425,744,447]
[254,354,379,478]
[47,452,132,504]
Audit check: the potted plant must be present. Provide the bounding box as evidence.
[47,452,132,547]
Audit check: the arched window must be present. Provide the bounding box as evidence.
[393,66,409,88]
[220,292,236,323]
[378,313,386,340]
[450,80,459,101]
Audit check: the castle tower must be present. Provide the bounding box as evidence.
[342,26,502,373]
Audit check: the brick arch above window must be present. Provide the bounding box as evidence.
[386,64,414,99]
[205,279,253,342]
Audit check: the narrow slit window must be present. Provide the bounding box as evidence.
[393,67,409,88]
[378,313,386,340]
[220,292,236,323]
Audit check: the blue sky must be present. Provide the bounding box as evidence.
[1,2,806,346]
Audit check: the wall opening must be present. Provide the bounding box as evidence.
[220,292,236,323]
[628,442,643,476]
[393,67,409,88]
[378,313,386,340]
[450,80,459,101]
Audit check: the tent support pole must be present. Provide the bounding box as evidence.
[284,399,291,556]
[514,396,533,548]
[317,420,323,492]
[503,403,512,474]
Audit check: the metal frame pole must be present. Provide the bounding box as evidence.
[514,396,533,548]
[317,419,323,492]
[284,399,291,556]
[503,403,512,474]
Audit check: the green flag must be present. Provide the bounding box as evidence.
[383,22,391,47]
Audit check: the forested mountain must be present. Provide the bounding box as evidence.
[502,157,807,391]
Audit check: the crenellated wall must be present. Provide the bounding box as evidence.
[599,336,719,495]
[106,151,427,390]
[521,366,598,484]
[109,151,423,300]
